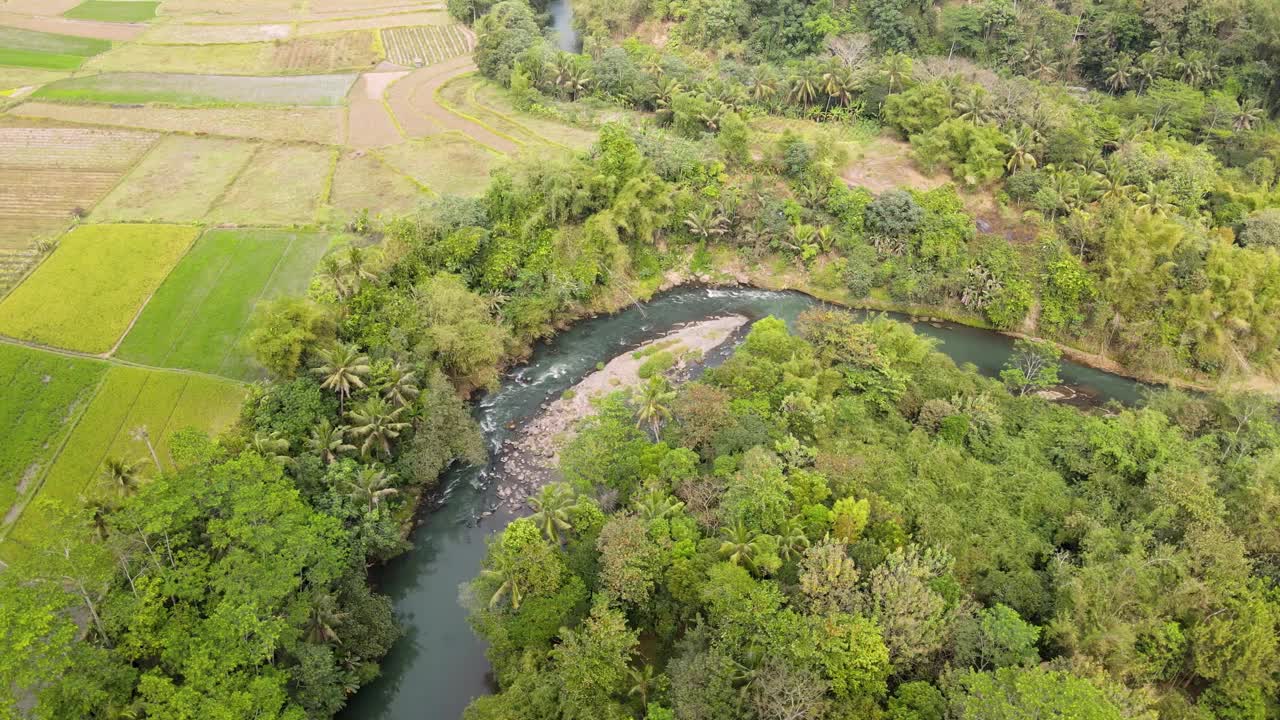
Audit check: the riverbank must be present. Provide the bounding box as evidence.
[491,314,748,513]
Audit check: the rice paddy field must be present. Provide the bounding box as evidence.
[0,26,111,70]
[90,135,258,222]
[0,343,105,525]
[0,224,199,353]
[9,101,347,143]
[63,1,159,22]
[204,143,335,224]
[378,132,497,196]
[0,362,245,562]
[382,24,471,66]
[34,71,360,106]
[117,228,333,379]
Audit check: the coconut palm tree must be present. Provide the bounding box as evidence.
[312,343,370,414]
[1006,126,1038,172]
[718,520,761,572]
[634,489,685,521]
[748,67,779,107]
[633,376,676,442]
[953,86,992,124]
[683,205,728,241]
[319,254,349,299]
[1133,52,1161,94]
[381,361,420,408]
[697,101,725,131]
[1136,181,1176,216]
[822,65,856,110]
[250,431,292,465]
[627,663,658,707]
[346,396,410,459]
[1233,98,1265,132]
[880,53,912,93]
[345,245,376,287]
[83,495,117,541]
[346,466,399,511]
[1104,54,1133,94]
[527,482,579,544]
[787,65,822,108]
[101,457,144,497]
[480,566,524,610]
[776,516,810,562]
[306,591,348,645]
[129,425,163,473]
[307,419,354,465]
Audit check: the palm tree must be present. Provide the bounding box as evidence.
[319,254,349,299]
[627,663,658,707]
[528,483,579,544]
[787,65,822,108]
[718,521,761,572]
[953,86,992,124]
[880,53,912,93]
[633,376,675,442]
[83,495,117,541]
[312,343,370,414]
[775,517,810,562]
[346,396,410,459]
[1133,52,1161,94]
[748,67,778,107]
[822,65,855,109]
[697,100,725,131]
[306,591,348,645]
[381,361,420,408]
[1136,181,1176,216]
[1006,126,1038,172]
[683,205,728,241]
[634,489,684,521]
[250,431,292,465]
[129,425,162,473]
[1104,54,1133,94]
[307,419,354,464]
[1098,162,1136,203]
[346,466,399,511]
[1233,98,1265,132]
[480,566,524,610]
[100,457,144,497]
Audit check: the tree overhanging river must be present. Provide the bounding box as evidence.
[340,286,1147,720]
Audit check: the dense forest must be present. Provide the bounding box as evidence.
[3,0,1280,718]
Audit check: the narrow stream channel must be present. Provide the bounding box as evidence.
[341,287,1146,720]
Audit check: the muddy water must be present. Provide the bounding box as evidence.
[341,286,1145,720]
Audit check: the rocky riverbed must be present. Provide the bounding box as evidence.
[490,314,749,513]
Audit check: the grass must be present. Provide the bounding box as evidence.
[0,27,112,70]
[0,365,244,562]
[91,135,257,222]
[205,144,334,224]
[0,344,105,522]
[64,1,160,22]
[33,71,359,106]
[0,224,200,353]
[329,150,425,219]
[117,229,333,379]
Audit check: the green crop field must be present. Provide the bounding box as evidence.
[205,144,334,224]
[117,228,332,378]
[0,27,112,70]
[91,135,258,222]
[0,224,199,353]
[0,364,244,562]
[34,71,359,106]
[64,1,160,22]
[0,344,105,522]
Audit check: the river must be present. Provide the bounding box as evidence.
[340,286,1145,720]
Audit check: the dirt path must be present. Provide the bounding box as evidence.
[384,54,518,153]
[346,70,407,148]
[491,315,749,512]
[0,11,148,41]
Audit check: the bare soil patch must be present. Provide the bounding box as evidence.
[346,71,405,148]
[387,54,517,152]
[841,136,948,194]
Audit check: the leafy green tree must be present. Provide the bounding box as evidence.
[1000,339,1063,396]
[249,298,335,379]
[549,601,638,720]
[946,666,1129,720]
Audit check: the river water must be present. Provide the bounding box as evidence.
[341,287,1144,720]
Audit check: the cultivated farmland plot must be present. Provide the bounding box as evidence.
[329,150,425,217]
[0,364,244,562]
[137,22,291,45]
[91,135,258,222]
[0,25,111,70]
[11,100,346,143]
[117,228,333,379]
[0,343,104,525]
[63,1,160,23]
[0,224,199,353]
[381,24,471,67]
[35,71,359,105]
[204,143,334,224]
[378,133,496,196]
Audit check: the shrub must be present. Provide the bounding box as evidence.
[1239,208,1280,248]
[865,190,923,238]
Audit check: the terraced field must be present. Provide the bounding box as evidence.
[0,224,199,353]
[10,101,346,143]
[378,132,497,195]
[330,150,425,217]
[117,228,333,379]
[91,135,258,222]
[0,26,111,70]
[270,31,379,72]
[204,143,334,224]
[0,343,105,525]
[34,71,360,105]
[0,363,244,562]
[382,24,472,66]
